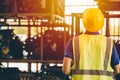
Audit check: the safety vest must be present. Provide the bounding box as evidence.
[71,34,114,80]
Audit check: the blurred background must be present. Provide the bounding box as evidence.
[0,0,120,80]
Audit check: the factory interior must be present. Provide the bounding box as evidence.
[0,0,120,80]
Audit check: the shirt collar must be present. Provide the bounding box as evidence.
[84,31,100,35]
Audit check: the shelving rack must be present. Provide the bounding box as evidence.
[0,0,71,73]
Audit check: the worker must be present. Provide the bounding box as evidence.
[62,8,120,80]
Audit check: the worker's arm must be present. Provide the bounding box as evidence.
[111,44,120,74]
[114,64,120,74]
[62,57,72,75]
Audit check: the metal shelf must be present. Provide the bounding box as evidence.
[0,59,63,63]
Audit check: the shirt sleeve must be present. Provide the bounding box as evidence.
[64,38,73,59]
[111,44,120,69]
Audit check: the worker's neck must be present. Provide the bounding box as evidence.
[85,31,100,35]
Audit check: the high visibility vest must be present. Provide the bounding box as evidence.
[71,34,114,80]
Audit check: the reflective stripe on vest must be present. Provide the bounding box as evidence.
[71,35,114,76]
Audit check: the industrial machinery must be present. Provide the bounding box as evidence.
[0,29,24,59]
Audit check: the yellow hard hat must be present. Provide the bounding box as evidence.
[82,8,104,32]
